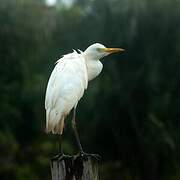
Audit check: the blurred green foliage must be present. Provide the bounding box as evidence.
[0,0,180,179]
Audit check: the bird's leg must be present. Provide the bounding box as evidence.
[51,135,63,160]
[51,134,73,161]
[72,107,83,153]
[58,134,63,155]
[72,108,101,161]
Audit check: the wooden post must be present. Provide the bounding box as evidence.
[50,155,99,180]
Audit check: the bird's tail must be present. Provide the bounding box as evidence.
[46,109,65,134]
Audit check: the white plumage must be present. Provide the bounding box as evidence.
[45,43,124,134]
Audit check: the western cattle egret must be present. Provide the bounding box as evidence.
[45,43,124,154]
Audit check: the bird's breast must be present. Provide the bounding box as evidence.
[86,60,103,81]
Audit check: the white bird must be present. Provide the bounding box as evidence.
[45,43,124,153]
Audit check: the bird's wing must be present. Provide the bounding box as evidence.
[45,51,88,134]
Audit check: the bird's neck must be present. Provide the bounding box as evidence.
[84,57,103,81]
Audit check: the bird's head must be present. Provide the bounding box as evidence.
[83,43,124,60]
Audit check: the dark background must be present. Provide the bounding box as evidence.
[0,0,180,179]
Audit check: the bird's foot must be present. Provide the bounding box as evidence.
[77,151,101,161]
[51,153,73,162]
[51,154,61,161]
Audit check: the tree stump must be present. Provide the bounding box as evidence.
[50,155,99,180]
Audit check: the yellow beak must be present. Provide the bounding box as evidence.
[100,47,125,54]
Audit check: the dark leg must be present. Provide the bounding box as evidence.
[58,134,63,154]
[51,135,63,160]
[51,134,73,161]
[72,108,101,161]
[72,107,83,153]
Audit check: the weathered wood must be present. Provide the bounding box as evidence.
[50,155,99,180]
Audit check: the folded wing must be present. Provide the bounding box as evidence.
[45,51,88,134]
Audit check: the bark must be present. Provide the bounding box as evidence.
[50,155,99,180]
